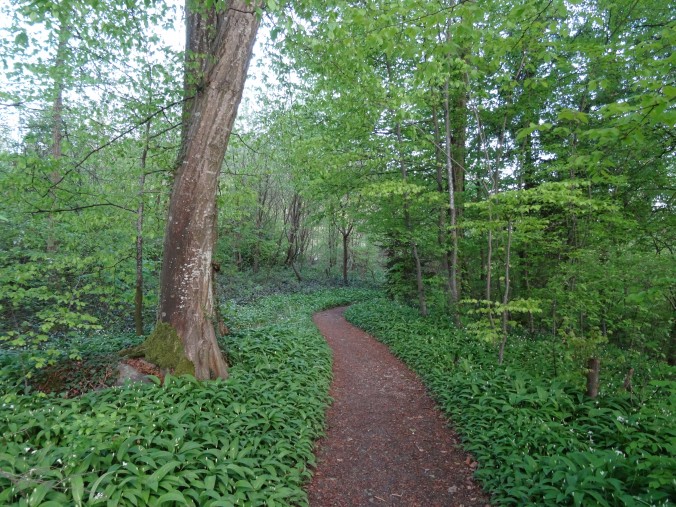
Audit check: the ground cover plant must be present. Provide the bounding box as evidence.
[0,287,375,506]
[345,298,676,506]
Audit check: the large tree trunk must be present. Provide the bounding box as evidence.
[157,0,261,380]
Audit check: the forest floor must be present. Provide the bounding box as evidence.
[307,307,491,507]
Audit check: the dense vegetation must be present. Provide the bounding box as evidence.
[0,288,374,506]
[0,0,674,504]
[346,299,675,506]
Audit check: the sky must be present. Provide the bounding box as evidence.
[0,0,274,144]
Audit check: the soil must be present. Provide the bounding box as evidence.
[307,307,491,507]
[31,356,163,397]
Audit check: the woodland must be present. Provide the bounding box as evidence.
[0,0,674,505]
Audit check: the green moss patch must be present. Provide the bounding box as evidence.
[120,322,195,377]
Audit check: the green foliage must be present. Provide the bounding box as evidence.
[346,298,675,506]
[0,287,375,506]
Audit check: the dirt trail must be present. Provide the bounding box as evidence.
[306,306,490,507]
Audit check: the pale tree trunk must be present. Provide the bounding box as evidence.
[157,0,262,380]
[498,220,513,365]
[431,105,454,307]
[443,79,460,306]
[134,120,150,336]
[47,22,69,253]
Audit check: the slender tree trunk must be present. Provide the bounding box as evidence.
[47,22,69,253]
[498,220,513,365]
[432,105,454,307]
[341,225,353,286]
[157,0,262,380]
[135,121,150,336]
[486,212,494,330]
[443,80,460,305]
[395,121,427,317]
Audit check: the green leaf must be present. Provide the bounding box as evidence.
[156,491,187,504]
[148,461,180,483]
[15,31,29,47]
[71,475,84,506]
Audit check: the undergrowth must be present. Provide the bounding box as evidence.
[0,287,376,506]
[345,298,675,506]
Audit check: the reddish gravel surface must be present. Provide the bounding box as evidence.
[306,307,491,507]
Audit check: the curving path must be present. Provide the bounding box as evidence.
[306,307,490,507]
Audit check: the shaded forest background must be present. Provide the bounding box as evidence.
[1,0,674,370]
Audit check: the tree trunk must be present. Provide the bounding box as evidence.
[396,121,427,317]
[386,59,427,316]
[135,120,150,336]
[342,228,351,285]
[498,220,513,365]
[443,79,460,306]
[586,357,601,399]
[47,21,69,253]
[157,0,261,380]
[432,105,454,307]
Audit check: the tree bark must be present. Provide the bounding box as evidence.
[341,227,352,285]
[586,357,601,399]
[498,220,513,365]
[443,79,460,306]
[157,0,261,380]
[47,21,69,253]
[432,105,454,308]
[135,120,150,336]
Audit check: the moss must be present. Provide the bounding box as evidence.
[121,322,195,377]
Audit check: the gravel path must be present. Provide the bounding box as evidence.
[306,306,491,507]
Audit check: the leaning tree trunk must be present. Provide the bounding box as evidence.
[157,0,261,380]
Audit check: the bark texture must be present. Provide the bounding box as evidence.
[586,357,601,399]
[157,0,261,380]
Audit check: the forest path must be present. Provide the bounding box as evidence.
[306,306,490,507]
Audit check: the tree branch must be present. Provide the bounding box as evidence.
[40,97,191,198]
[27,202,136,214]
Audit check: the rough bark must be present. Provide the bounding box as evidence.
[586,357,601,399]
[157,0,262,380]
[622,367,634,393]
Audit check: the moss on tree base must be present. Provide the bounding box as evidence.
[119,322,195,377]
